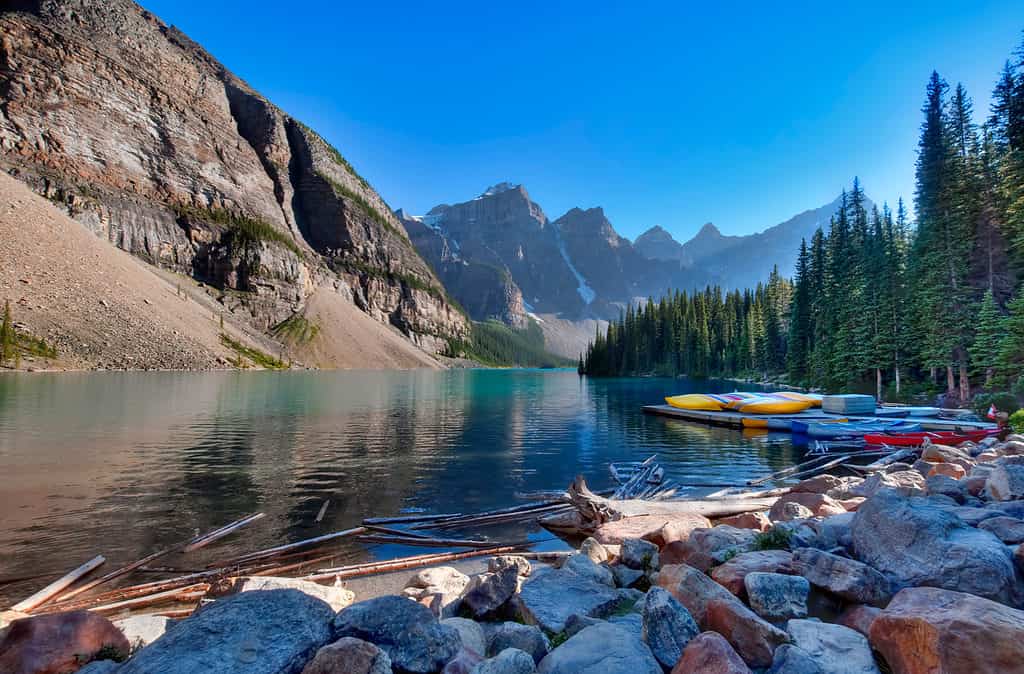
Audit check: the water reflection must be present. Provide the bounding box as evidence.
[0,370,799,603]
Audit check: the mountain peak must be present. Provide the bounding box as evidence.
[695,222,722,238]
[481,182,520,197]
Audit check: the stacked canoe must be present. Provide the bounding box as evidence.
[664,391,822,415]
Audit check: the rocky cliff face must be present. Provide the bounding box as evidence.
[0,0,468,354]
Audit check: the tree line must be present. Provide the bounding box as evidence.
[582,35,1024,404]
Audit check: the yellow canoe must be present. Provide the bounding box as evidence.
[665,394,724,411]
[741,418,769,428]
[772,391,823,407]
[738,397,815,414]
[721,392,764,409]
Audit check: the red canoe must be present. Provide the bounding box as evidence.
[863,429,998,446]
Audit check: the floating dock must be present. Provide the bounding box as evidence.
[641,404,997,432]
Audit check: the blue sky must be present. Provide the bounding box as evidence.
[144,1,1021,241]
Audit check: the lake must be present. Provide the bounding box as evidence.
[0,369,803,605]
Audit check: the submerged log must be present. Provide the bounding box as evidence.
[182,512,265,552]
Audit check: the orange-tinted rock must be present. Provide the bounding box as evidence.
[715,511,772,532]
[440,648,483,674]
[671,631,751,674]
[302,637,392,674]
[0,610,129,674]
[710,550,794,597]
[928,462,966,480]
[703,599,789,668]
[657,563,740,626]
[592,513,712,546]
[869,587,1024,674]
[768,492,846,521]
[839,497,866,511]
[966,475,988,495]
[660,541,690,567]
[836,604,882,638]
[977,451,1002,462]
[666,526,758,572]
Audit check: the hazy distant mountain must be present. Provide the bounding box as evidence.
[634,194,862,290]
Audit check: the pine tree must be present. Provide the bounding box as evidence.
[970,289,1004,388]
[787,239,812,383]
[996,287,1024,386]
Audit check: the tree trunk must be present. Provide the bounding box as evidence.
[946,365,956,397]
[985,366,993,389]
[958,358,970,402]
[895,364,902,394]
[876,368,883,402]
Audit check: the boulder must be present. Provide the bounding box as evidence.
[767,644,824,674]
[928,462,966,480]
[578,538,609,564]
[785,619,879,674]
[850,471,926,498]
[710,550,794,597]
[641,587,699,668]
[851,491,1017,604]
[592,513,712,545]
[443,649,485,674]
[620,538,660,570]
[703,598,790,668]
[774,501,815,521]
[0,611,130,674]
[770,493,846,521]
[560,554,614,587]
[609,612,643,638]
[485,623,548,664]
[112,615,172,651]
[791,474,851,496]
[933,503,1004,526]
[230,575,355,612]
[461,567,520,619]
[671,526,758,572]
[791,547,892,606]
[869,587,1024,674]
[611,564,645,588]
[800,512,855,551]
[471,648,535,674]
[670,631,751,674]
[488,556,532,578]
[657,563,744,626]
[561,614,604,638]
[334,595,462,674]
[409,567,472,592]
[442,618,486,657]
[836,605,881,638]
[924,475,966,502]
[118,590,335,674]
[536,623,660,674]
[512,566,624,633]
[744,572,809,621]
[300,637,391,674]
[966,475,988,496]
[838,498,865,512]
[922,444,972,466]
[986,461,1024,501]
[76,662,121,674]
[979,515,1024,544]
[716,511,773,532]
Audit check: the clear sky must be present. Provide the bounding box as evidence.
[142,1,1021,241]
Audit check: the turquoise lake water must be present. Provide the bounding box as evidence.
[0,369,802,603]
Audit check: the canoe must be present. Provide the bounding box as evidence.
[863,429,998,447]
[791,418,848,434]
[741,418,769,428]
[772,391,823,407]
[739,397,815,414]
[665,394,724,411]
[721,392,763,409]
[806,421,923,439]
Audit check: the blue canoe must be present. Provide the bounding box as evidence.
[803,420,923,439]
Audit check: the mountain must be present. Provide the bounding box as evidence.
[634,194,861,290]
[0,0,468,367]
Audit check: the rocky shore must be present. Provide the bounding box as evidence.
[5,434,1024,673]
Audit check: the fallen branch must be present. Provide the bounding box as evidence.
[356,534,517,549]
[182,513,265,552]
[11,556,105,613]
[303,546,522,582]
[362,513,461,525]
[88,583,210,616]
[210,527,366,567]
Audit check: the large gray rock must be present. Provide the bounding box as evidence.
[116,590,335,674]
[744,572,809,621]
[561,554,615,586]
[620,538,660,571]
[300,637,391,674]
[333,596,462,674]
[979,516,1024,544]
[579,538,609,564]
[611,565,645,589]
[230,576,355,612]
[674,526,758,572]
[641,586,699,668]
[536,623,661,674]
[472,648,536,674]
[987,461,1024,501]
[850,471,926,498]
[461,567,520,619]
[113,615,173,651]
[488,556,532,578]
[926,474,967,503]
[791,548,892,606]
[851,490,1018,603]
[513,567,624,634]
[485,622,548,663]
[77,662,122,674]
[443,618,486,656]
[785,620,879,674]
[768,644,824,674]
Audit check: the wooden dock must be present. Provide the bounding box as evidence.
[641,404,997,432]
